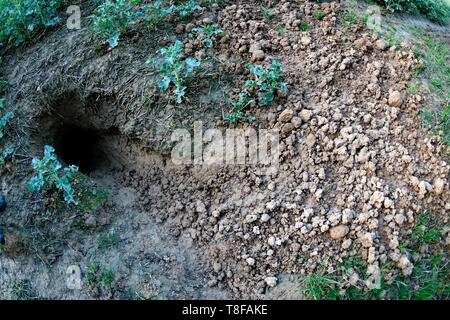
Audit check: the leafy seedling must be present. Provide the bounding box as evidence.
[298,22,309,31]
[28,145,79,204]
[244,59,287,106]
[313,10,326,20]
[190,24,223,48]
[147,40,201,103]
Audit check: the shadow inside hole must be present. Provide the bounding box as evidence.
[53,124,105,174]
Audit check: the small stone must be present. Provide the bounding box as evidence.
[208,279,218,287]
[384,197,394,209]
[175,24,185,34]
[388,91,403,108]
[85,215,97,228]
[389,236,399,250]
[278,109,294,123]
[300,36,311,46]
[348,271,360,286]
[342,239,352,249]
[185,23,195,32]
[329,225,349,240]
[281,123,294,134]
[342,209,355,225]
[245,214,258,223]
[196,200,207,213]
[266,200,277,211]
[238,45,247,53]
[265,276,277,287]
[195,50,206,60]
[354,37,366,48]
[249,43,261,53]
[394,214,406,226]
[398,255,413,276]
[252,49,265,61]
[304,133,316,147]
[361,232,373,248]
[246,257,255,266]
[291,116,302,128]
[375,39,386,50]
[299,109,312,122]
[203,17,213,24]
[433,177,445,195]
[369,191,384,206]
[213,262,222,272]
[260,214,271,223]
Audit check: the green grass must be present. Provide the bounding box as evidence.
[275,24,286,34]
[92,0,203,48]
[73,174,109,213]
[439,104,450,145]
[100,269,114,289]
[98,232,119,249]
[304,211,449,300]
[260,5,273,20]
[10,279,37,300]
[375,0,450,25]
[85,263,115,292]
[313,10,326,20]
[410,28,450,147]
[0,0,64,47]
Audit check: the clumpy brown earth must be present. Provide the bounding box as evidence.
[0,0,448,299]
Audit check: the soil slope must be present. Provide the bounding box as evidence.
[0,0,448,299]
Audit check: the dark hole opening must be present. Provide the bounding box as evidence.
[53,124,104,174]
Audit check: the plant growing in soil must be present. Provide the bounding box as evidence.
[173,0,203,19]
[298,22,309,31]
[92,0,141,48]
[244,59,287,106]
[28,145,79,204]
[0,0,62,46]
[305,211,449,300]
[439,104,450,146]
[147,40,201,103]
[10,279,37,300]
[313,10,326,20]
[375,0,450,25]
[0,109,14,140]
[98,232,119,249]
[190,24,223,48]
[85,263,115,293]
[260,5,273,20]
[92,0,203,47]
[224,59,287,124]
[224,92,256,124]
[140,0,174,28]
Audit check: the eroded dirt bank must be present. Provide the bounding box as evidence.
[0,0,448,299]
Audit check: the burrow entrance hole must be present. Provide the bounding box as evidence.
[53,124,106,174]
[36,93,123,175]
